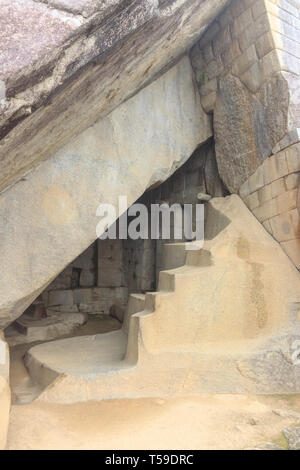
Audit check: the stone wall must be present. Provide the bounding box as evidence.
[190,0,300,192]
[190,0,300,271]
[148,139,226,284]
[239,141,300,269]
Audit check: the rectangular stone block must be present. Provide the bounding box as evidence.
[276,188,298,214]
[272,31,300,60]
[269,208,300,241]
[240,61,264,93]
[48,289,73,306]
[266,1,300,29]
[252,198,278,222]
[232,8,253,38]
[98,238,122,260]
[258,184,272,204]
[222,39,241,66]
[273,129,300,154]
[248,165,264,193]
[246,191,260,210]
[230,0,249,19]
[98,267,124,287]
[263,151,289,184]
[271,177,286,198]
[267,0,299,18]
[256,31,275,58]
[261,49,281,80]
[269,14,300,43]
[239,179,251,198]
[286,143,300,173]
[213,25,232,56]
[285,172,300,190]
[232,44,258,76]
[72,288,93,304]
[252,0,267,20]
[263,219,273,234]
[277,49,300,75]
[238,13,270,52]
[280,239,300,268]
[79,269,95,287]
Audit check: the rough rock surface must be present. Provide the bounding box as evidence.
[0,0,229,193]
[0,56,211,328]
[283,427,300,450]
[214,75,260,193]
[214,73,296,193]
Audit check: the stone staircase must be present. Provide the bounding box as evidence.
[24,195,300,403]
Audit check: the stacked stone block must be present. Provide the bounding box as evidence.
[191,0,300,112]
[190,0,300,194]
[240,142,300,268]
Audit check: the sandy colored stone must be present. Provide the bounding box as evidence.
[263,152,289,185]
[252,198,278,223]
[256,31,275,59]
[0,375,10,450]
[232,44,258,77]
[248,166,265,193]
[246,192,260,210]
[271,177,286,198]
[286,143,300,173]
[269,208,300,242]
[239,61,264,93]
[281,239,300,268]
[258,184,272,204]
[276,188,298,214]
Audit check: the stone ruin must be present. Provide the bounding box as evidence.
[0,0,300,449]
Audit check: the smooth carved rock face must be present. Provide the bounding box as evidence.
[0,0,230,194]
[0,56,211,329]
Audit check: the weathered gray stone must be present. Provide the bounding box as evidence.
[214,75,262,193]
[0,0,229,194]
[0,57,211,328]
[283,427,300,450]
[273,128,300,154]
[273,409,300,421]
[214,70,299,193]
[249,443,285,451]
[256,72,291,157]
[37,0,121,18]
[79,269,95,288]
